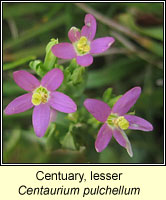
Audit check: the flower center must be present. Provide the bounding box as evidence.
[115,116,129,130]
[76,36,90,55]
[32,86,49,106]
[107,114,129,130]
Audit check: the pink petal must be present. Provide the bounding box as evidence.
[41,68,64,91]
[51,42,76,59]
[49,91,77,113]
[4,93,33,115]
[76,54,93,67]
[13,70,40,91]
[68,27,81,43]
[81,14,97,41]
[112,87,141,116]
[90,37,115,54]
[113,128,133,157]
[124,115,153,131]
[95,123,113,152]
[84,99,111,122]
[50,108,57,123]
[32,104,50,137]
[113,128,126,147]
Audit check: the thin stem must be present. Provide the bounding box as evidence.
[111,31,163,69]
[7,18,19,39]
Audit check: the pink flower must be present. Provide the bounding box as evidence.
[84,87,153,157]
[51,14,115,67]
[4,69,77,137]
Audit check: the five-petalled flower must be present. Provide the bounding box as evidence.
[51,14,115,67]
[84,87,153,157]
[4,69,77,137]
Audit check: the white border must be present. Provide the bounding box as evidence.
[1,0,165,166]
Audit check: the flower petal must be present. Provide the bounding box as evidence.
[13,70,40,91]
[4,93,33,115]
[32,104,50,137]
[112,87,141,116]
[113,128,133,157]
[51,42,76,59]
[76,54,93,67]
[90,37,115,54]
[81,14,97,41]
[49,91,77,113]
[95,123,113,152]
[50,108,57,123]
[68,27,81,43]
[84,99,111,122]
[124,115,153,131]
[41,68,64,91]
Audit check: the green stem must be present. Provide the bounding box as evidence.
[3,55,36,71]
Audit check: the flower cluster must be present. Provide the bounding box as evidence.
[51,14,115,67]
[4,14,153,157]
[4,69,77,137]
[84,87,153,157]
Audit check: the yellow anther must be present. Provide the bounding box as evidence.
[76,36,90,54]
[116,116,129,130]
[32,93,42,106]
[41,94,48,103]
[31,86,49,106]
[79,36,87,44]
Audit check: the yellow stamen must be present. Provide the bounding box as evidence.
[107,114,129,130]
[31,86,49,106]
[41,94,48,103]
[76,36,90,54]
[32,93,42,106]
[115,116,129,130]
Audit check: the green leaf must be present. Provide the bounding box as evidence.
[46,124,61,151]
[108,95,122,108]
[3,55,36,71]
[43,38,58,71]
[71,67,85,85]
[29,60,47,77]
[4,15,65,50]
[61,132,77,151]
[102,88,113,102]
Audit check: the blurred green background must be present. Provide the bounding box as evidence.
[3,2,164,164]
